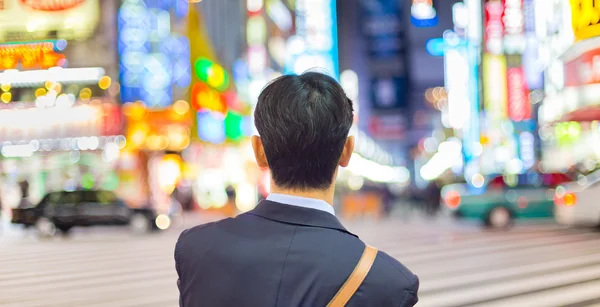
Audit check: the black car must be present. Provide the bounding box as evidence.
[11,190,161,236]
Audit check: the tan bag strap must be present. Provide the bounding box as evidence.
[327,244,378,307]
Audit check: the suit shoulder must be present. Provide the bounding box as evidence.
[177,218,232,242]
[373,250,419,293]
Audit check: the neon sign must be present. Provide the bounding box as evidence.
[502,0,526,54]
[507,66,531,121]
[571,0,600,41]
[564,47,600,87]
[485,1,504,55]
[0,40,67,71]
[20,0,85,11]
[411,0,438,28]
[191,82,227,114]
[293,0,338,79]
[118,1,190,107]
[483,54,508,119]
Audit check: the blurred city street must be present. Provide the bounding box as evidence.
[2,211,600,307]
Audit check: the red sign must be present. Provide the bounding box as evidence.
[20,0,85,11]
[100,103,123,136]
[507,66,531,121]
[564,47,600,87]
[368,114,405,140]
[484,1,504,54]
[0,41,66,70]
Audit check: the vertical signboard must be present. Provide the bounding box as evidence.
[361,0,407,140]
[483,54,508,119]
[502,0,526,54]
[484,0,504,55]
[293,0,338,79]
[444,32,470,130]
[506,63,531,121]
[118,1,191,107]
[522,0,543,89]
[360,0,407,111]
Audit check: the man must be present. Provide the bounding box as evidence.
[175,72,419,306]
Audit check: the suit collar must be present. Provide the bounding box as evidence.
[246,200,357,237]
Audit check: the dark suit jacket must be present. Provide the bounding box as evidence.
[175,200,419,307]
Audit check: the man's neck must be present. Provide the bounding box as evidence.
[270,184,335,206]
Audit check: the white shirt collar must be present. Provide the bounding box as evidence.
[266,193,335,216]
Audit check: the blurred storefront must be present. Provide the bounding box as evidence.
[0,0,123,211]
[478,0,543,176]
[116,0,192,212]
[538,0,600,173]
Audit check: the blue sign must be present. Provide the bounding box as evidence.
[290,0,339,79]
[411,15,438,28]
[361,0,407,110]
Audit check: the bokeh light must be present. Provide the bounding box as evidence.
[98,76,112,90]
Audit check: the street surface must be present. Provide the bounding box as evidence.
[1,213,600,307]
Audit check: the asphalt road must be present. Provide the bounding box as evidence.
[1,213,600,307]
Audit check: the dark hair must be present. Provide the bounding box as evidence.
[254,72,354,190]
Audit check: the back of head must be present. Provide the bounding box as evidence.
[254,72,354,191]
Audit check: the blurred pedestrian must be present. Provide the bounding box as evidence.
[18,180,29,209]
[175,72,418,307]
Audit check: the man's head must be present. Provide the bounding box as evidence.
[252,72,354,191]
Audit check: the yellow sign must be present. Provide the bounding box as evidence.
[0,0,100,40]
[571,0,600,41]
[483,53,508,120]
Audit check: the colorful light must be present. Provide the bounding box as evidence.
[225,111,244,141]
[35,88,47,97]
[98,76,112,90]
[411,0,438,27]
[191,82,227,114]
[197,111,226,144]
[79,88,92,101]
[173,100,190,115]
[194,58,230,91]
[1,92,11,103]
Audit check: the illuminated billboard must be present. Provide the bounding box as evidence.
[571,0,600,42]
[411,0,438,28]
[483,53,508,120]
[118,0,191,107]
[0,0,100,40]
[0,40,67,71]
[289,0,338,79]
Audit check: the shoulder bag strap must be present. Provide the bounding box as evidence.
[327,244,378,307]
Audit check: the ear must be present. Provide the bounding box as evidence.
[338,136,354,167]
[251,135,269,168]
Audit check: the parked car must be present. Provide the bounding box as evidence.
[441,173,572,228]
[554,170,600,227]
[11,190,165,236]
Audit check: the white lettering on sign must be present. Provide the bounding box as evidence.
[576,55,600,84]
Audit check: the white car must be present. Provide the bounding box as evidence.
[554,170,600,227]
